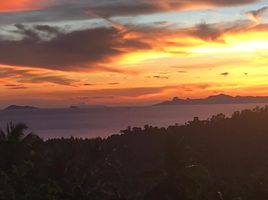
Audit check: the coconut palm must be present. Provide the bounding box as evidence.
[0,122,41,170]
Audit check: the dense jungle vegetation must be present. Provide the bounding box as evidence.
[1,106,268,200]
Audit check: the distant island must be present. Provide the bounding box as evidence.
[155,94,268,106]
[69,106,79,109]
[4,105,39,111]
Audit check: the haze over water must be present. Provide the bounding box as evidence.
[0,104,265,139]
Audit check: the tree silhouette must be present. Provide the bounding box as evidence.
[0,122,41,170]
[1,107,268,199]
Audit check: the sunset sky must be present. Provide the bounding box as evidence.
[0,0,268,108]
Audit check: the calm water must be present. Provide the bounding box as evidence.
[0,104,266,139]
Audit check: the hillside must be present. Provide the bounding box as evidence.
[156,94,268,106]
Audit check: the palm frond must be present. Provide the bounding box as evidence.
[0,129,7,142]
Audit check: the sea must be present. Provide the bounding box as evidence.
[0,103,266,139]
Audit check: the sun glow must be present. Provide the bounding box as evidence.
[117,51,173,65]
[189,31,268,54]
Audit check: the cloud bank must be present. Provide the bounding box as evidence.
[0,0,260,25]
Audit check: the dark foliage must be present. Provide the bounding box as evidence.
[1,106,268,199]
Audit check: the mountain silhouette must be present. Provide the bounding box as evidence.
[4,105,39,111]
[155,94,268,106]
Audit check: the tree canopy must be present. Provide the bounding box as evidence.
[1,106,268,199]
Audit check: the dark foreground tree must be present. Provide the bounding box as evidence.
[0,122,42,170]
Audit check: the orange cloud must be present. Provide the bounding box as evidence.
[1,19,266,73]
[0,0,43,12]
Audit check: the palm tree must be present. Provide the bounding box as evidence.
[0,122,38,142]
[0,122,41,170]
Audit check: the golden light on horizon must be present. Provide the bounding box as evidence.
[117,51,173,65]
[189,31,268,54]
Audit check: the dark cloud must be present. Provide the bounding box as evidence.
[190,23,225,42]
[4,84,28,90]
[84,83,96,86]
[75,96,90,100]
[153,75,169,79]
[0,0,259,25]
[220,72,229,76]
[8,86,28,90]
[17,75,76,86]
[246,6,268,23]
[0,68,29,78]
[0,67,76,86]
[82,0,260,17]
[0,18,263,74]
[4,84,21,87]
[0,24,151,72]
[186,20,252,42]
